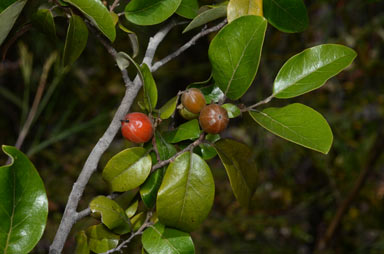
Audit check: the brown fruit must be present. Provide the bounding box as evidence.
[181,88,206,114]
[199,104,229,134]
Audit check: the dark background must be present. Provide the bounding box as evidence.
[1,0,384,253]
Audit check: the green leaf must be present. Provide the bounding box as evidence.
[125,0,182,26]
[0,0,16,12]
[208,15,267,100]
[214,139,257,207]
[102,147,152,192]
[90,196,131,234]
[125,200,138,218]
[0,0,27,46]
[273,44,357,98]
[141,63,158,112]
[155,131,177,160]
[63,14,88,66]
[0,146,48,254]
[32,9,56,38]
[114,189,139,210]
[196,133,220,160]
[263,0,308,33]
[86,224,119,254]
[222,103,241,118]
[183,6,226,33]
[227,0,263,23]
[115,52,130,70]
[131,212,146,231]
[142,223,195,254]
[75,231,90,254]
[249,103,333,154]
[157,152,215,232]
[63,0,116,41]
[140,168,164,209]
[176,0,199,19]
[163,119,201,143]
[117,24,139,58]
[159,96,178,120]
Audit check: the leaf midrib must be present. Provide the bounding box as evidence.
[269,0,305,26]
[4,168,16,254]
[151,225,180,253]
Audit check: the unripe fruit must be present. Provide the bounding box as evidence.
[199,104,229,134]
[121,112,154,143]
[179,105,199,120]
[181,88,206,114]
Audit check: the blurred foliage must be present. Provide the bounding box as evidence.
[0,0,384,253]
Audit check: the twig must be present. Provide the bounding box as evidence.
[315,130,384,252]
[13,52,57,150]
[1,23,33,61]
[101,212,153,254]
[152,136,161,162]
[241,94,274,112]
[151,19,227,72]
[109,0,120,12]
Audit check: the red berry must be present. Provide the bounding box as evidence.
[181,88,206,114]
[199,104,229,134]
[121,112,154,143]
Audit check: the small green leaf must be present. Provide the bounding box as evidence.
[125,200,138,218]
[222,103,241,118]
[155,131,178,160]
[163,119,201,143]
[116,52,130,70]
[188,85,224,104]
[140,168,164,209]
[0,0,27,46]
[159,96,178,119]
[249,103,333,154]
[131,212,146,231]
[117,24,139,58]
[142,223,195,254]
[90,196,131,234]
[0,146,48,254]
[32,9,56,38]
[125,0,182,26]
[196,133,220,160]
[263,0,308,33]
[86,224,119,254]
[183,6,226,33]
[176,0,199,19]
[208,15,267,100]
[63,0,116,41]
[214,139,257,207]
[114,189,139,210]
[75,231,90,254]
[63,14,88,66]
[157,152,215,232]
[227,0,263,23]
[273,44,357,98]
[141,63,158,112]
[102,147,152,192]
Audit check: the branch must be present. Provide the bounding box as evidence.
[109,0,120,12]
[101,212,153,254]
[241,94,274,112]
[151,19,227,72]
[315,130,384,252]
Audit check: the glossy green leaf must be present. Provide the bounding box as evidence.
[263,0,308,33]
[102,147,152,192]
[0,0,27,46]
[141,63,158,112]
[0,146,48,254]
[75,231,90,254]
[249,103,333,154]
[176,0,199,19]
[222,103,241,118]
[214,139,257,207]
[227,0,263,23]
[90,196,131,234]
[63,14,88,66]
[159,96,178,119]
[140,168,164,209]
[131,212,146,231]
[142,222,195,254]
[125,0,182,26]
[208,15,267,100]
[273,44,357,98]
[183,6,226,33]
[125,200,138,218]
[197,133,220,160]
[155,131,177,160]
[157,152,215,232]
[63,0,116,41]
[86,224,119,254]
[32,9,56,38]
[164,119,201,143]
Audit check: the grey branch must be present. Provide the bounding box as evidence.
[242,94,275,112]
[151,19,227,72]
